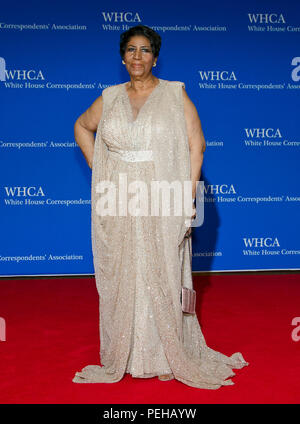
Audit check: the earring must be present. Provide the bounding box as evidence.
[122,60,125,65]
[153,62,157,67]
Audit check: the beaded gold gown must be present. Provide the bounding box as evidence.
[72,78,249,389]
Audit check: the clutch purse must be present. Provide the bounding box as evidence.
[181,287,196,314]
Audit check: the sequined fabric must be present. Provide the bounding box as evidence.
[107,149,153,162]
[72,78,249,388]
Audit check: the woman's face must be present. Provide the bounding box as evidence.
[123,35,156,78]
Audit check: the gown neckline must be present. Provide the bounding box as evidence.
[122,78,162,123]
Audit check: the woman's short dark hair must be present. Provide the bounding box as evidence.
[120,25,161,59]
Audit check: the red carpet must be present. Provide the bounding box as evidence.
[0,273,299,404]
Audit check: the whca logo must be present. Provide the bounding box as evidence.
[101,12,141,23]
[247,13,286,24]
[0,57,44,82]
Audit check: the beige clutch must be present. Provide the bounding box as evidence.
[181,287,196,314]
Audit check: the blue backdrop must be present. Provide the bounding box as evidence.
[1,0,299,276]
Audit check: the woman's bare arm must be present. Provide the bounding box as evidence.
[182,87,206,199]
[74,95,103,169]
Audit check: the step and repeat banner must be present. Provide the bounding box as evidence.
[1,0,299,276]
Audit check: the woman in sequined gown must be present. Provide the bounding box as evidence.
[72,25,249,389]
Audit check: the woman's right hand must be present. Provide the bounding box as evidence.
[184,199,196,238]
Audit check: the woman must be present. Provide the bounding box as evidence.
[72,25,248,388]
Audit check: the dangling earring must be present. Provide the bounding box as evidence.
[153,62,157,67]
[122,60,125,65]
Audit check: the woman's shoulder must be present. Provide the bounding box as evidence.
[161,78,185,89]
[101,82,123,97]
[160,79,186,102]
